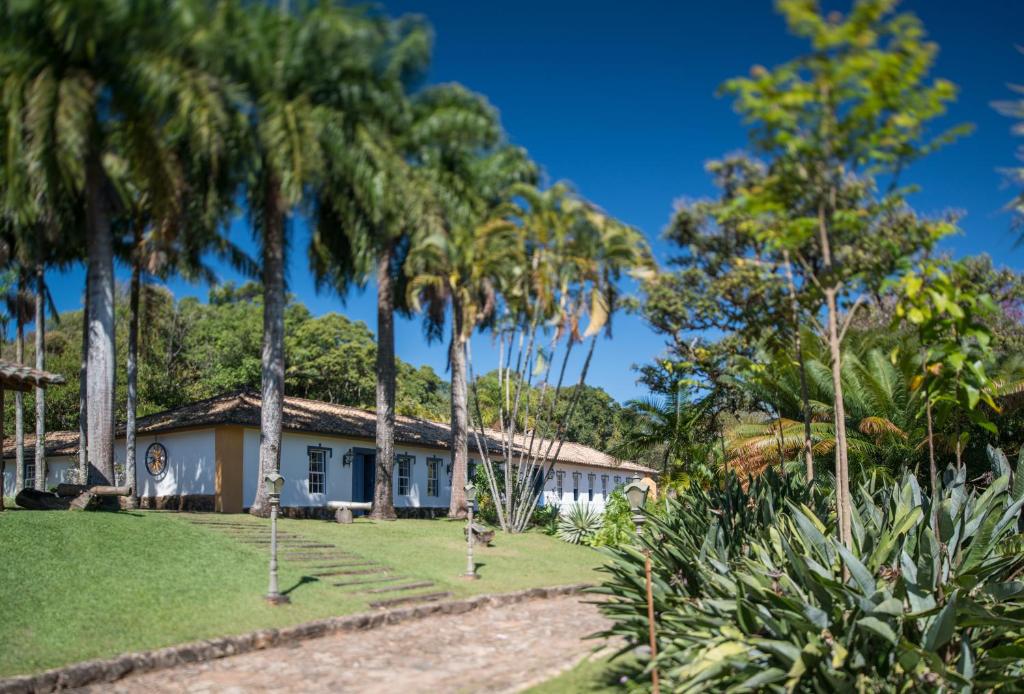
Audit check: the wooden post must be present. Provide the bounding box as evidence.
[644,548,659,694]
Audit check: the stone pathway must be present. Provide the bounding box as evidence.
[186,517,452,609]
[91,594,613,693]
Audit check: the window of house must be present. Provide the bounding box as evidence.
[25,461,35,490]
[396,454,414,495]
[308,448,327,494]
[556,471,565,498]
[588,473,596,502]
[601,474,609,496]
[427,457,441,497]
[614,475,622,487]
[572,472,581,502]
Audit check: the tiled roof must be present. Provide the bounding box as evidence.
[0,359,65,392]
[2,391,655,474]
[2,430,79,459]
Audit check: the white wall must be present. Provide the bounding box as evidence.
[2,455,75,495]
[538,463,631,512]
[242,429,453,509]
[117,429,217,499]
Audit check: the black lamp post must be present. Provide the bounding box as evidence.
[264,471,289,605]
[624,472,659,694]
[462,482,479,580]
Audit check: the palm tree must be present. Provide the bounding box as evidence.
[612,384,718,490]
[2,0,237,485]
[309,15,432,520]
[405,85,536,517]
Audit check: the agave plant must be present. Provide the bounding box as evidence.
[596,449,1024,691]
[557,503,603,545]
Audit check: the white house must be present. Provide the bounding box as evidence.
[3,391,655,515]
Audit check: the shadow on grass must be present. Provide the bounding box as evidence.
[282,575,320,596]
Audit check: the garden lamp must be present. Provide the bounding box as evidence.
[264,471,289,605]
[462,482,479,580]
[624,473,649,529]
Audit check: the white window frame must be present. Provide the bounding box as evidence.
[427,457,441,497]
[396,454,414,496]
[308,448,327,495]
[25,460,35,490]
[601,474,609,496]
[587,473,596,502]
[572,472,581,502]
[556,471,565,498]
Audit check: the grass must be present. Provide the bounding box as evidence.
[525,653,641,694]
[0,510,603,677]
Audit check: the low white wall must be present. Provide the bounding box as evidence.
[117,429,217,499]
[2,455,75,495]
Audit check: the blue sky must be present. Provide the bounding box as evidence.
[47,0,1024,403]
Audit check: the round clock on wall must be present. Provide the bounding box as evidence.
[145,442,168,477]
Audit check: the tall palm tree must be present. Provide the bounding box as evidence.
[405,86,536,517]
[309,15,432,520]
[2,0,237,485]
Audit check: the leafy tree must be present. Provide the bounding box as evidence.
[721,0,966,548]
[893,260,1000,527]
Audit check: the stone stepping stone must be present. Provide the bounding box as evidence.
[315,566,388,577]
[304,562,378,571]
[368,591,452,609]
[332,575,402,587]
[363,581,434,594]
[307,564,379,576]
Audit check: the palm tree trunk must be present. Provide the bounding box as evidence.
[783,251,814,482]
[370,244,397,519]
[448,296,469,519]
[251,172,285,517]
[78,273,89,484]
[125,234,141,507]
[34,261,46,491]
[14,278,24,491]
[85,147,117,485]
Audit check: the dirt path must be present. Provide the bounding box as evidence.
[90,594,613,693]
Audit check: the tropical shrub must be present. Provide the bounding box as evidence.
[595,449,1024,691]
[557,503,603,545]
[532,503,561,535]
[591,490,636,548]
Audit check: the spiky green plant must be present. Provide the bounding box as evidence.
[595,448,1024,691]
[557,503,603,545]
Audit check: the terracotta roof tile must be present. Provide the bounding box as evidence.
[2,391,655,474]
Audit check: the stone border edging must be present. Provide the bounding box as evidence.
[0,583,593,694]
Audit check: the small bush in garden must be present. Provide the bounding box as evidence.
[594,450,1024,691]
[558,503,603,545]
[591,490,636,547]
[532,503,561,535]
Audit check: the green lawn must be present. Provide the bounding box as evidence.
[0,510,602,677]
[525,653,642,694]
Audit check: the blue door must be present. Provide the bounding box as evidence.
[352,453,376,503]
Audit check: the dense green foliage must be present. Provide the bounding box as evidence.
[4,282,451,430]
[596,453,1024,690]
